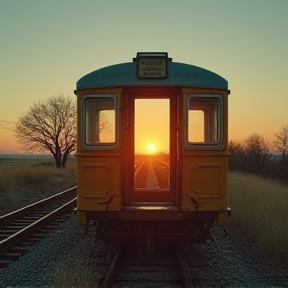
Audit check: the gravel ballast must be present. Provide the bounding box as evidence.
[0,216,112,288]
[0,216,287,288]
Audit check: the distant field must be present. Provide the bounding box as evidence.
[135,153,170,167]
[0,154,54,166]
[0,154,76,216]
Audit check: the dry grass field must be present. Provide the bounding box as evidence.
[228,172,288,256]
[0,155,76,216]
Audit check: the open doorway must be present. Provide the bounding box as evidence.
[126,93,177,203]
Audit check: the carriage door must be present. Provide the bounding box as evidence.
[126,91,177,203]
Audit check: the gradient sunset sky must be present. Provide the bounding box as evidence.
[0,0,287,153]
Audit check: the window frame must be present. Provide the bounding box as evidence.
[185,94,223,149]
[82,94,118,149]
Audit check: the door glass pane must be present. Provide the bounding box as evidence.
[134,99,170,190]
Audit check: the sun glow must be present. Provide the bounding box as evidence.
[134,99,170,155]
[147,143,157,153]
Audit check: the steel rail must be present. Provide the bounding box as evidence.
[100,246,122,288]
[176,248,193,288]
[0,197,76,255]
[100,244,193,288]
[0,186,76,225]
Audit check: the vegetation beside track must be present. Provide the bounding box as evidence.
[0,156,287,259]
[228,172,288,257]
[53,258,96,288]
[0,155,76,216]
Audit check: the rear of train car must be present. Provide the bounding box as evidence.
[74,52,231,240]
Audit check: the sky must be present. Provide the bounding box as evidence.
[0,0,287,153]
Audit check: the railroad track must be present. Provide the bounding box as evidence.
[100,238,192,288]
[0,187,77,268]
[135,158,169,189]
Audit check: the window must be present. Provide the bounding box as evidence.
[187,95,221,146]
[84,95,116,146]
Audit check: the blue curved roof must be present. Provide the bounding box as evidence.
[76,59,228,90]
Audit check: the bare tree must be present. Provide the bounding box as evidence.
[273,123,288,165]
[15,94,76,168]
[227,140,247,171]
[0,120,12,129]
[244,133,271,175]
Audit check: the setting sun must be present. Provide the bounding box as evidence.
[147,143,156,153]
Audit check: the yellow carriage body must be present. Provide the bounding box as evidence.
[75,53,231,232]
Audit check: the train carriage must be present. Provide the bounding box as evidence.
[74,52,231,242]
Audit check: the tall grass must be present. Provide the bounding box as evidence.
[228,172,288,256]
[0,157,76,216]
[52,238,113,288]
[53,258,96,288]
